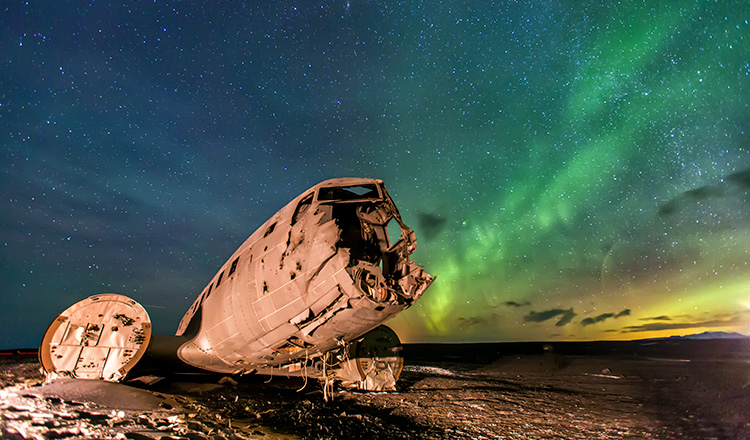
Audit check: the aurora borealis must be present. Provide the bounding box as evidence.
[2,1,749,348]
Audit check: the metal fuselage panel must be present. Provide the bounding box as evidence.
[174,178,433,374]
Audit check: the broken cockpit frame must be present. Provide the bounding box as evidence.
[327,182,428,307]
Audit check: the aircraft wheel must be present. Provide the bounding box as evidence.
[352,325,404,391]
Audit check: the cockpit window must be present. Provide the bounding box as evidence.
[317,184,380,202]
[291,193,313,224]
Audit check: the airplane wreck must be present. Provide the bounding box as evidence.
[40,178,434,395]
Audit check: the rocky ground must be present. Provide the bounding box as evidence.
[2,343,750,439]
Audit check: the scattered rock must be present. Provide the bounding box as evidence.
[218,377,239,387]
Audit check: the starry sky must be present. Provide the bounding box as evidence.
[2,1,749,349]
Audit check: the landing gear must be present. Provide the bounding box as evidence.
[333,325,404,392]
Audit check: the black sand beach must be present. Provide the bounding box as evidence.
[2,339,749,439]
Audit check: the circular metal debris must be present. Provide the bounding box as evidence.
[40,293,152,381]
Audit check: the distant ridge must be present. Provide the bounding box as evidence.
[642,331,749,341]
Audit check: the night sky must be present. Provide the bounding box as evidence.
[2,1,749,349]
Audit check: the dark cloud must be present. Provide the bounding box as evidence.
[728,168,750,188]
[615,309,631,318]
[556,309,577,327]
[684,185,724,200]
[581,313,615,326]
[417,213,448,240]
[658,185,724,216]
[456,310,509,330]
[659,168,749,217]
[580,309,630,326]
[524,308,577,327]
[457,316,491,330]
[640,315,672,321]
[623,321,712,333]
[657,200,680,216]
[504,300,531,308]
[621,313,745,333]
[524,309,568,323]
